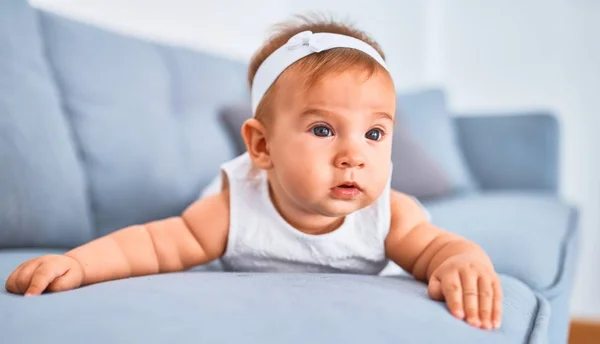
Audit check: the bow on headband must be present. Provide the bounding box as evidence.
[286,30,326,53]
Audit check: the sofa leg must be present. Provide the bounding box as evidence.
[568,319,600,344]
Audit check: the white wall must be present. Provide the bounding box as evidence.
[29,0,429,88]
[30,0,600,318]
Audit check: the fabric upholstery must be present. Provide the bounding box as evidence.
[0,249,549,344]
[454,113,560,192]
[0,0,93,248]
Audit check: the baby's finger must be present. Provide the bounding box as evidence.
[461,270,480,328]
[25,262,63,296]
[16,260,43,294]
[492,279,503,329]
[478,276,493,330]
[5,260,29,292]
[427,277,443,301]
[441,273,464,319]
[5,264,25,294]
[47,269,77,293]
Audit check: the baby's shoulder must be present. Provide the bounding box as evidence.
[390,190,420,211]
[389,190,430,228]
[185,188,231,222]
[180,188,231,257]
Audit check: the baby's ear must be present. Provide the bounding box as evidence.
[241,118,273,169]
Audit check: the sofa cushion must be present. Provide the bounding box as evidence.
[397,89,477,194]
[37,12,248,237]
[1,249,548,344]
[0,0,93,248]
[422,191,578,292]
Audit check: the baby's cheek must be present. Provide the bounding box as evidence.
[293,167,327,198]
[371,166,392,195]
[281,164,314,191]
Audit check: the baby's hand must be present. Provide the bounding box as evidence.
[5,254,84,296]
[427,253,502,330]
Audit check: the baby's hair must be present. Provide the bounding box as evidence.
[248,13,388,123]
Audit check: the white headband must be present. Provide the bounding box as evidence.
[250,30,388,115]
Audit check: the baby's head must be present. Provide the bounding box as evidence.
[241,15,396,226]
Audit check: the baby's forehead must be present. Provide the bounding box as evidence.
[283,64,390,87]
[276,67,396,107]
[263,69,395,127]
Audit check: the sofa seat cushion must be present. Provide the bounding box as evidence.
[1,249,548,344]
[422,191,578,293]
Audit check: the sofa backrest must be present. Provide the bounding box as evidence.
[0,1,476,248]
[37,11,250,239]
[0,0,94,248]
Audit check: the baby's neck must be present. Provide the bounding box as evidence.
[288,215,345,236]
[266,183,345,236]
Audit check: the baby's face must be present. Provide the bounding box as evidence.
[266,68,396,218]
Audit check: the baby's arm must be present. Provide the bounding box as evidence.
[384,190,502,330]
[5,191,230,295]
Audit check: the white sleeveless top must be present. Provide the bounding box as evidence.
[200,152,392,275]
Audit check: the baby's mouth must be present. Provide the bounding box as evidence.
[337,182,359,189]
[331,182,362,200]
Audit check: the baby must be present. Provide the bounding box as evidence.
[5,16,502,330]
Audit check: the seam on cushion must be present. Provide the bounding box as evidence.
[153,44,181,155]
[153,44,195,192]
[32,10,96,244]
[155,44,181,116]
[539,206,581,299]
[525,292,551,344]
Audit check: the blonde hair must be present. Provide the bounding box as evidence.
[248,13,388,123]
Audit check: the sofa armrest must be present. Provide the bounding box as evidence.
[453,112,559,193]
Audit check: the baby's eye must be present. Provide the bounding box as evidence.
[366,128,384,141]
[311,125,333,137]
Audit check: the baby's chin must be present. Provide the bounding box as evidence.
[314,198,375,218]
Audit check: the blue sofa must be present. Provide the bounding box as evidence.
[0,1,579,343]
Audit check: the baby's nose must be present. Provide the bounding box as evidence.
[334,153,365,169]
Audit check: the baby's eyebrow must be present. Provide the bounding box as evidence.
[299,108,394,122]
[374,112,394,122]
[299,108,336,119]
